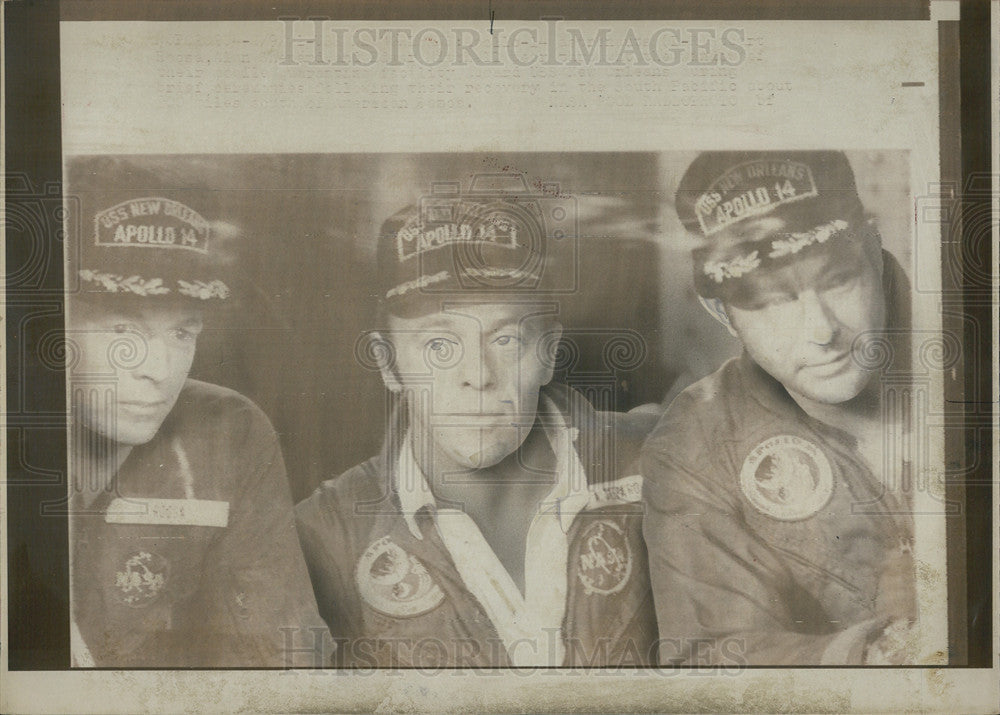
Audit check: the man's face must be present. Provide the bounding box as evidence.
[384,302,559,473]
[70,298,204,446]
[724,242,886,407]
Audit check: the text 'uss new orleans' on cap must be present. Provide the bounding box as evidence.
[674,151,876,300]
[70,157,235,302]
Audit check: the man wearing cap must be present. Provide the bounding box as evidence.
[295,187,658,667]
[642,151,918,665]
[68,159,326,667]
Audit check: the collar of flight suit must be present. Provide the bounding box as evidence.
[395,392,592,539]
[391,392,602,667]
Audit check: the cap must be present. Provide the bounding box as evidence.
[674,151,874,299]
[377,192,554,317]
[70,158,234,302]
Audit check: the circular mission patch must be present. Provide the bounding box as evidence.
[355,536,445,618]
[739,434,834,521]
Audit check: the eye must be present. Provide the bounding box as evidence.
[424,336,461,368]
[109,321,147,337]
[168,319,203,343]
[741,292,795,311]
[493,334,522,347]
[170,328,198,343]
[427,337,458,352]
[819,272,856,292]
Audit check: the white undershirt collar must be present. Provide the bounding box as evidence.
[392,394,587,666]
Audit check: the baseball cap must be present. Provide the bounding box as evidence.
[674,151,875,300]
[377,190,555,317]
[69,157,234,302]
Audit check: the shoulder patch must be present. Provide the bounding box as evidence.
[739,434,834,521]
[115,550,170,607]
[576,519,633,596]
[355,536,444,618]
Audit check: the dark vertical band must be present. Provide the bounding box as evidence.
[957,0,992,669]
[5,0,70,669]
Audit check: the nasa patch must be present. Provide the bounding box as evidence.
[356,536,445,618]
[576,520,632,596]
[115,551,169,607]
[739,435,834,521]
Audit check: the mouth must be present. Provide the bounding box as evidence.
[118,400,168,413]
[432,412,529,428]
[804,352,853,375]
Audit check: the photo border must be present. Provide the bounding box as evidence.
[3,0,995,711]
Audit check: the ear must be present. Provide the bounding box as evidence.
[698,295,739,338]
[370,330,403,393]
[871,227,885,276]
[867,225,885,278]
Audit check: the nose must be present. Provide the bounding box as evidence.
[800,290,839,346]
[457,336,496,391]
[131,333,172,383]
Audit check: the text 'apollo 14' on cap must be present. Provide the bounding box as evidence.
[674,151,876,300]
[376,174,573,317]
[69,157,235,302]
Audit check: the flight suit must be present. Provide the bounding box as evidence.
[295,384,659,668]
[641,354,916,665]
[72,379,328,667]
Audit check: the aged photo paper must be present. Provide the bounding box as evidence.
[2,1,997,713]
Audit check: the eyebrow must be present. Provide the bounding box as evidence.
[419,311,528,333]
[98,310,204,327]
[740,274,798,296]
[175,316,205,329]
[485,318,521,334]
[87,311,142,326]
[411,316,458,331]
